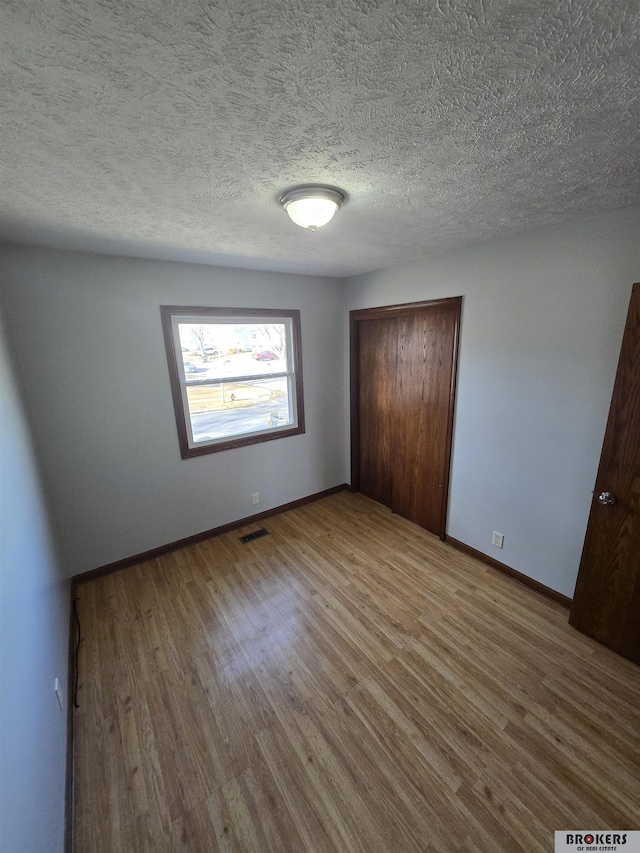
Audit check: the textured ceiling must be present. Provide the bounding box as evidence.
[1,0,639,277]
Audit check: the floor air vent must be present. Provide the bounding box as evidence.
[239,528,269,544]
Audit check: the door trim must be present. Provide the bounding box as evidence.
[350,297,462,540]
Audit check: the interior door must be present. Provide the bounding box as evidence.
[569,283,640,664]
[352,298,461,540]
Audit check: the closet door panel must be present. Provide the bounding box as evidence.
[358,318,397,508]
[392,309,457,534]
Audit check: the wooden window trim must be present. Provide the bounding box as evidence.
[161,306,305,458]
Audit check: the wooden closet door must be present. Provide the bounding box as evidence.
[392,308,458,535]
[351,298,461,540]
[358,318,397,508]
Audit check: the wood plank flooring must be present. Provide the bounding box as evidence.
[72,492,640,852]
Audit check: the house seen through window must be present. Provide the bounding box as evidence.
[161,307,304,457]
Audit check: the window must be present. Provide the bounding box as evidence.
[161,306,305,458]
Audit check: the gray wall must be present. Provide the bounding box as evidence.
[0,247,347,577]
[0,308,69,852]
[346,207,640,598]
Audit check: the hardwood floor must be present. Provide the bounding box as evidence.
[72,492,640,852]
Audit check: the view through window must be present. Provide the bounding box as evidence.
[161,307,304,457]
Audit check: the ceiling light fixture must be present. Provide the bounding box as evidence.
[279,185,345,231]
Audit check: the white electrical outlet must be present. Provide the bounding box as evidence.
[492,531,504,549]
[252,492,260,505]
[54,677,64,712]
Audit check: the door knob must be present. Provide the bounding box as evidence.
[597,491,616,506]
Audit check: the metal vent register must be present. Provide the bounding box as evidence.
[239,528,270,544]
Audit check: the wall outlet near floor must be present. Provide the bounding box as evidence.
[492,531,504,549]
[252,492,260,505]
[54,677,64,711]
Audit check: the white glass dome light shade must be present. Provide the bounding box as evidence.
[279,185,345,231]
[285,196,338,229]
